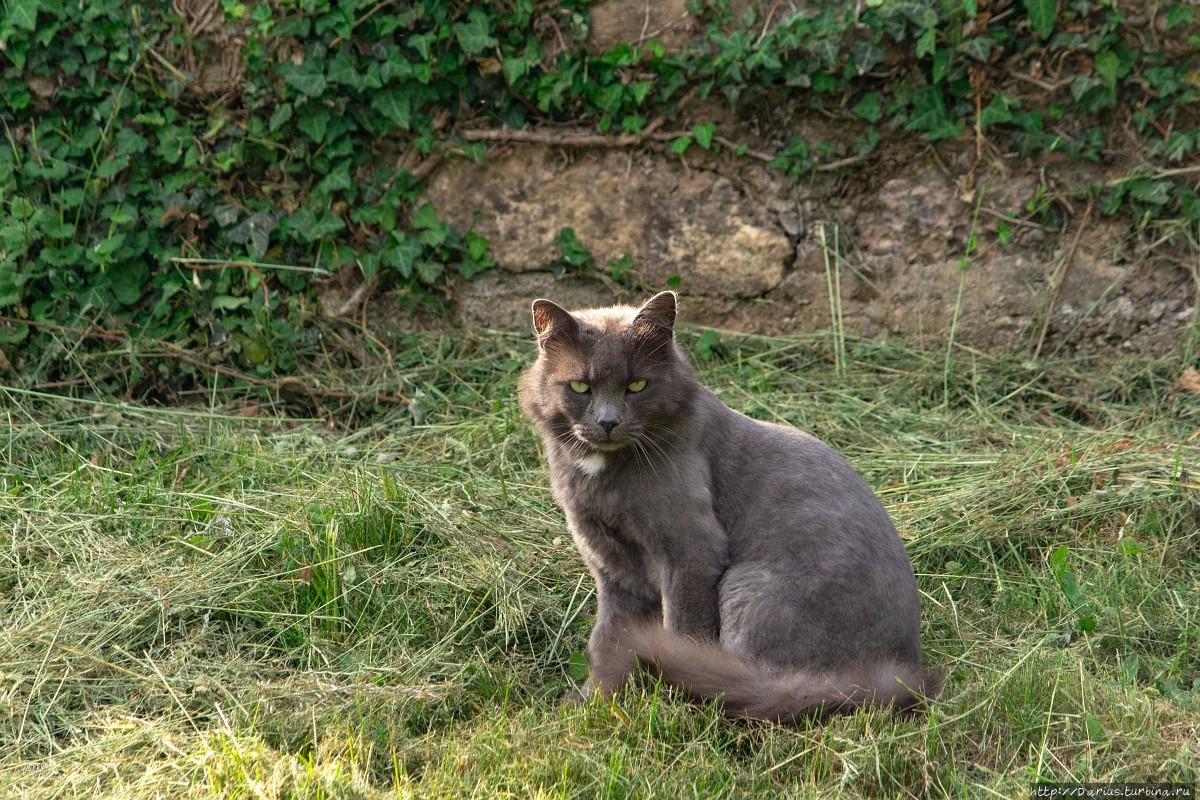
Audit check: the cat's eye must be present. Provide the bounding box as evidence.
[627,380,647,393]
[569,380,590,394]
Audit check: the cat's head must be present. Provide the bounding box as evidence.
[519,292,696,454]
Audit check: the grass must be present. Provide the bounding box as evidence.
[1,326,1198,798]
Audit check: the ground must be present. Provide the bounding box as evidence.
[2,327,1198,798]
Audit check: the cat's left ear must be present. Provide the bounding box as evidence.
[633,291,677,336]
[531,299,581,352]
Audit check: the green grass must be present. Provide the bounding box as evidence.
[2,327,1198,798]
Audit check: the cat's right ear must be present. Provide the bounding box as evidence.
[531,299,580,352]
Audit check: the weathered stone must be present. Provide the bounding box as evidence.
[412,125,1193,354]
[455,271,617,331]
[423,147,791,302]
[586,0,697,54]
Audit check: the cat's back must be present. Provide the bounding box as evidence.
[699,390,903,553]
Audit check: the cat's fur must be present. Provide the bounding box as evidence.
[519,292,940,722]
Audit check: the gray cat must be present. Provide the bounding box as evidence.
[520,291,940,721]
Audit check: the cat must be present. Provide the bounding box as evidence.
[519,291,940,721]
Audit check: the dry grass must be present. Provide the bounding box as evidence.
[1,327,1198,798]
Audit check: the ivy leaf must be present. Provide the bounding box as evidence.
[385,233,422,279]
[916,27,937,58]
[670,136,692,155]
[357,252,380,282]
[412,203,449,246]
[980,93,1018,127]
[415,259,444,285]
[1093,50,1119,92]
[1023,0,1056,39]
[957,36,995,62]
[279,57,327,97]
[269,104,293,132]
[1166,4,1195,29]
[467,231,490,262]
[852,39,884,75]
[454,8,497,54]
[327,53,363,89]
[110,261,150,305]
[8,0,40,30]
[691,122,715,149]
[502,55,528,85]
[227,212,277,260]
[297,106,330,142]
[371,88,411,129]
[1128,179,1172,205]
[311,211,346,238]
[810,38,839,68]
[852,92,882,122]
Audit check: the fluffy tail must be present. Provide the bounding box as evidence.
[589,622,942,723]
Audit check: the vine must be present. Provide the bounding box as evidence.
[1,0,1196,394]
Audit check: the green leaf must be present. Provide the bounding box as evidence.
[110,261,150,305]
[297,106,330,142]
[1129,179,1171,205]
[413,203,449,246]
[385,233,422,278]
[415,259,444,285]
[1093,50,1119,92]
[8,0,40,30]
[269,103,293,132]
[412,203,441,231]
[958,36,995,62]
[467,231,489,262]
[691,122,715,149]
[980,93,1018,127]
[502,55,528,85]
[96,154,130,180]
[852,92,882,122]
[371,88,411,130]
[1023,0,1056,38]
[357,252,380,282]
[93,233,126,259]
[916,27,937,58]
[327,53,362,89]
[211,295,250,311]
[454,8,497,54]
[279,57,327,97]
[317,162,352,196]
[1167,4,1195,29]
[670,136,692,155]
[1117,538,1146,555]
[311,211,346,238]
[852,39,884,75]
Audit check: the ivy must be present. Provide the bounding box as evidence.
[1,0,1197,395]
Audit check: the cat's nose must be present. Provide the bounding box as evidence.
[596,409,619,434]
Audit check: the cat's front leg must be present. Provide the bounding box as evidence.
[660,515,726,642]
[577,576,661,699]
[661,560,723,642]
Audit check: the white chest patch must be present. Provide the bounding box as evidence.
[576,453,606,477]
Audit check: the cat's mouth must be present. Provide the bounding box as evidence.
[571,426,631,451]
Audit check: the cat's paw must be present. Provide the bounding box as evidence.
[561,677,593,706]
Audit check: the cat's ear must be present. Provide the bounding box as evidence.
[531,299,580,352]
[633,291,677,336]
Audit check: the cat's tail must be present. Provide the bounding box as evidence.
[589,622,942,723]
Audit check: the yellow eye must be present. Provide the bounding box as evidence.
[569,380,590,394]
[627,380,647,393]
